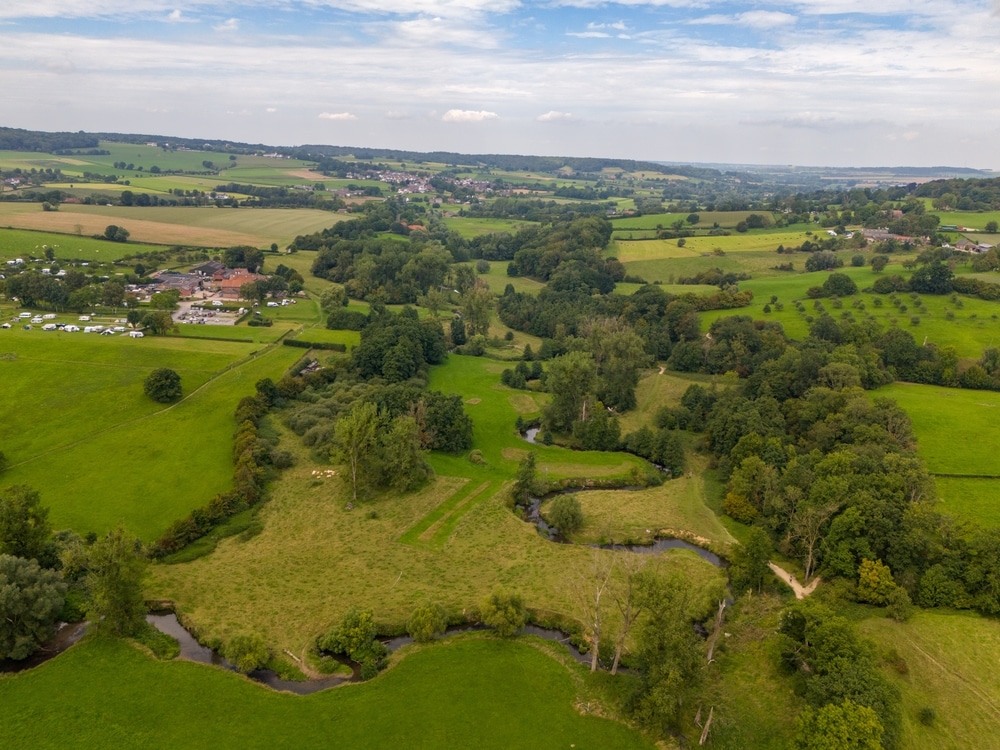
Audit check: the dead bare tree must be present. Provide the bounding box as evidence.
[698,706,714,746]
[787,501,838,581]
[610,550,648,674]
[705,599,727,664]
[575,549,615,673]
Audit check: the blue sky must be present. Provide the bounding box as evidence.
[1,0,999,167]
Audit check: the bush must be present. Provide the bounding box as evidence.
[319,607,388,664]
[546,495,583,535]
[143,368,182,403]
[918,707,936,726]
[886,586,913,622]
[481,586,526,637]
[407,603,448,643]
[224,633,271,673]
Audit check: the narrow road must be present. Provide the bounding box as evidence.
[768,562,820,599]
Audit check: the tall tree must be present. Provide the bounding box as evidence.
[460,281,494,336]
[334,402,379,502]
[584,317,649,411]
[0,485,52,562]
[0,554,66,660]
[543,351,597,433]
[629,569,702,735]
[87,524,147,637]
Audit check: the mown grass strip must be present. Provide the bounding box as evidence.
[397,479,478,546]
[419,480,500,548]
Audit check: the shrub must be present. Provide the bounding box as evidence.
[224,633,271,673]
[886,586,913,622]
[481,586,526,637]
[918,707,936,726]
[546,495,583,535]
[319,607,388,664]
[407,603,448,643]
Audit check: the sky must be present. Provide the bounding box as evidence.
[1,0,999,168]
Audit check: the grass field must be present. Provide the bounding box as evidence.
[149,450,723,654]
[874,382,1000,476]
[0,329,304,539]
[474,262,546,295]
[932,477,1000,528]
[612,230,813,262]
[149,352,724,652]
[0,203,339,248]
[569,453,737,548]
[859,609,1000,750]
[441,217,536,238]
[696,263,1000,357]
[872,383,1000,526]
[0,227,171,262]
[0,635,653,750]
[693,593,802,750]
[611,211,776,231]
[618,369,721,434]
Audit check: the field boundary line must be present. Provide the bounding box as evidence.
[906,638,1000,719]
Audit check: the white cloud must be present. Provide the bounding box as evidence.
[568,31,610,38]
[214,17,238,31]
[442,109,498,122]
[691,11,797,28]
[739,11,797,29]
[318,112,357,120]
[0,0,521,21]
[373,17,501,48]
[537,110,575,121]
[587,20,627,30]
[265,107,277,113]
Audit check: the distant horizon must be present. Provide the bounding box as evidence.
[2,1,999,170]
[3,123,997,177]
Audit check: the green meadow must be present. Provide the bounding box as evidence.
[873,382,1000,526]
[0,635,653,750]
[150,351,724,652]
[859,610,1000,750]
[0,227,169,261]
[697,263,1000,358]
[611,211,775,231]
[0,329,304,539]
[441,217,536,238]
[873,382,1000,476]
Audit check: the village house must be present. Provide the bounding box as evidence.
[213,268,269,299]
